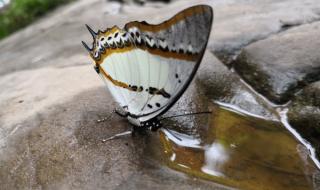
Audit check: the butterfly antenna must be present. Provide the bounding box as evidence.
[102,130,132,142]
[159,111,212,121]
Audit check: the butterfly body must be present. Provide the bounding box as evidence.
[82,5,213,128]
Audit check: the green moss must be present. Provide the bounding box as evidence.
[0,0,74,39]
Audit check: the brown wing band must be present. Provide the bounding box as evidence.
[98,65,171,98]
[95,44,198,65]
[125,6,209,32]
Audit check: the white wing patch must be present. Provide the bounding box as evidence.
[100,48,194,121]
[82,5,213,124]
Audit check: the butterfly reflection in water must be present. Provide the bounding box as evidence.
[82,5,213,139]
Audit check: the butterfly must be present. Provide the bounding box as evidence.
[82,5,213,131]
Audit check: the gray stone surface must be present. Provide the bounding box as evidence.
[197,51,277,120]
[204,0,320,63]
[288,81,320,159]
[1,0,320,75]
[119,0,320,63]
[0,84,230,190]
[0,1,233,188]
[233,21,320,104]
[0,60,231,189]
[1,0,320,189]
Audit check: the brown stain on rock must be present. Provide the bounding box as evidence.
[159,103,319,190]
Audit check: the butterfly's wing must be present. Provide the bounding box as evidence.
[82,5,213,125]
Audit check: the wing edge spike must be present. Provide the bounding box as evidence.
[81,41,93,52]
[85,24,97,38]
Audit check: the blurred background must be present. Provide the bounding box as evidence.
[0,0,175,40]
[0,0,75,39]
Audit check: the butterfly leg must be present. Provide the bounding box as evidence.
[102,130,132,142]
[97,106,129,123]
[102,118,162,142]
[97,110,115,123]
[114,105,129,117]
[96,112,116,123]
[114,109,129,117]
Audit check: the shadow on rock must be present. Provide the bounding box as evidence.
[0,86,228,190]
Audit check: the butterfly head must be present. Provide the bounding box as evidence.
[82,25,126,63]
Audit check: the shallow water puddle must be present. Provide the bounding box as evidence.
[159,104,320,190]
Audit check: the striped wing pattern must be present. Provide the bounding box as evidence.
[82,5,213,125]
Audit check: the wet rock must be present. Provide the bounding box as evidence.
[196,51,277,120]
[0,66,232,190]
[160,105,320,190]
[288,81,320,159]
[233,21,320,104]
[2,0,320,75]
[1,0,320,188]
[107,0,320,63]
[207,0,320,63]
[0,1,233,189]
[121,0,320,63]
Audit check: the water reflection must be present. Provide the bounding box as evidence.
[202,142,228,177]
[162,129,201,148]
[159,103,320,190]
